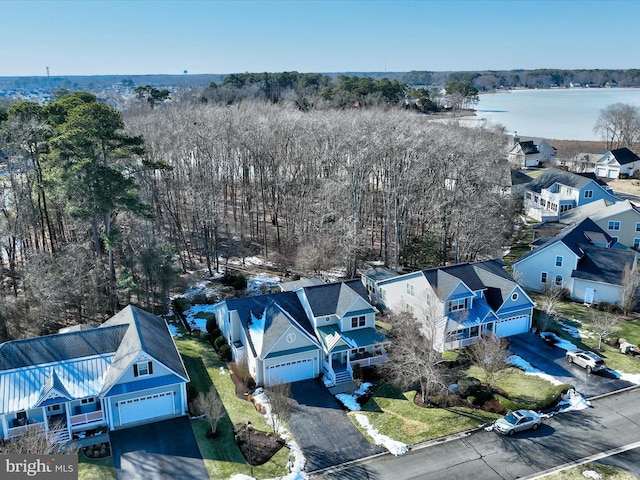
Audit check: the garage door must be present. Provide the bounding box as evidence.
[495,315,530,337]
[118,391,174,425]
[596,167,607,177]
[267,358,314,385]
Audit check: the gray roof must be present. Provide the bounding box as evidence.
[302,279,371,317]
[608,148,640,166]
[360,267,399,283]
[279,278,325,292]
[572,243,637,285]
[526,168,608,194]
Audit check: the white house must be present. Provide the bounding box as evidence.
[360,266,399,309]
[508,137,556,168]
[523,168,619,221]
[595,148,640,179]
[377,260,535,352]
[512,218,638,306]
[212,280,388,387]
[0,306,190,443]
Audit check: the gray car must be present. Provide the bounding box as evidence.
[494,409,543,436]
[566,350,606,373]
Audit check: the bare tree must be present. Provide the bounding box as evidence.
[468,334,511,387]
[590,307,621,351]
[594,103,640,151]
[537,284,564,332]
[619,262,640,315]
[265,381,292,437]
[0,421,67,455]
[382,311,447,404]
[192,387,225,437]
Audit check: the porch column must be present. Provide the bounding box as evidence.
[42,407,49,433]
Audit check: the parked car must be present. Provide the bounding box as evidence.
[565,350,606,373]
[494,409,542,436]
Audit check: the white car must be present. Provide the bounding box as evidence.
[566,350,606,373]
[494,409,542,436]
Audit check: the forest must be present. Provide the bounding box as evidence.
[0,90,516,341]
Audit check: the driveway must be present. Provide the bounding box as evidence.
[508,333,634,398]
[110,416,208,480]
[288,378,385,472]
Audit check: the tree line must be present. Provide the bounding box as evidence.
[0,92,515,341]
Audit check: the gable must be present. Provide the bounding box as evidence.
[263,325,320,359]
[496,286,535,314]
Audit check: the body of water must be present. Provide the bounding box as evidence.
[473,88,640,141]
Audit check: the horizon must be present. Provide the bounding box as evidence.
[2,0,639,77]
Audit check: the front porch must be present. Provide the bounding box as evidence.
[323,345,388,387]
[443,322,495,351]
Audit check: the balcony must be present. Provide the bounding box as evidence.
[70,410,105,427]
[7,421,45,439]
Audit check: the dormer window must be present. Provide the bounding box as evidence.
[351,316,366,328]
[584,190,593,198]
[134,361,153,377]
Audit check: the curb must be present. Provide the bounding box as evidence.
[586,383,640,402]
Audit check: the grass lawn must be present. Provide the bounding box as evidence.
[543,462,636,480]
[533,300,640,375]
[175,334,289,480]
[503,221,535,267]
[357,383,501,445]
[78,452,116,480]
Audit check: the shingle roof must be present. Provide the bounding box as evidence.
[360,267,399,283]
[609,148,640,166]
[279,278,325,292]
[525,168,608,194]
[302,279,370,317]
[519,141,539,155]
[572,243,637,285]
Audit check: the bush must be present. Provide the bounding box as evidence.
[205,314,218,335]
[221,271,248,290]
[457,376,482,397]
[219,344,232,361]
[190,293,208,305]
[175,297,191,313]
[352,363,363,381]
[214,336,227,351]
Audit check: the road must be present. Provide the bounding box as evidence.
[312,387,640,480]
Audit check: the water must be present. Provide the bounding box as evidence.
[474,88,640,141]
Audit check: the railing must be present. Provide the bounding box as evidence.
[50,428,71,442]
[350,352,388,367]
[7,422,45,439]
[70,410,105,427]
[443,336,478,351]
[322,364,336,387]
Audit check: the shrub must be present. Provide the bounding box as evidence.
[233,273,248,290]
[457,376,482,397]
[221,271,248,291]
[219,344,232,361]
[190,293,208,305]
[205,314,218,335]
[352,363,363,381]
[175,297,191,313]
[214,336,227,351]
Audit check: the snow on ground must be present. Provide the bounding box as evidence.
[183,304,217,331]
[582,470,602,479]
[540,331,579,351]
[335,383,373,411]
[508,355,564,386]
[248,388,308,480]
[557,320,581,339]
[247,273,281,294]
[609,370,640,384]
[354,413,408,456]
[551,388,591,414]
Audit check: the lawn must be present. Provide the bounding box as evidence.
[534,300,640,375]
[357,383,501,445]
[175,334,289,480]
[503,220,535,267]
[78,452,116,480]
[543,462,636,480]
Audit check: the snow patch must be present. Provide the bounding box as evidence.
[335,383,373,411]
[582,470,602,479]
[508,355,564,386]
[551,389,591,415]
[539,331,579,352]
[354,413,408,456]
[557,320,581,339]
[609,370,640,384]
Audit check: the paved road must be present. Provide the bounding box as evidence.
[288,378,385,472]
[312,387,640,480]
[508,333,634,398]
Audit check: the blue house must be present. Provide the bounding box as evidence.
[0,306,189,443]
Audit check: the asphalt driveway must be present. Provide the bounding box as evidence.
[288,378,385,472]
[508,332,634,398]
[110,416,208,480]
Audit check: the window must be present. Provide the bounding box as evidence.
[351,316,366,328]
[380,288,386,300]
[81,397,95,405]
[541,272,547,283]
[636,223,640,232]
[406,283,415,296]
[525,192,532,200]
[426,292,433,305]
[448,298,467,312]
[584,190,593,198]
[46,404,62,413]
[555,256,563,267]
[634,238,640,249]
[511,292,519,301]
[405,303,414,313]
[134,361,153,377]
[608,221,621,231]
[555,275,563,286]
[560,204,573,213]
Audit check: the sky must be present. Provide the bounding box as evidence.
[2,0,639,77]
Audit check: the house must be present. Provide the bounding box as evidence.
[360,266,399,309]
[523,168,619,221]
[212,279,388,387]
[0,306,189,443]
[555,152,603,173]
[555,200,640,249]
[376,260,535,352]
[512,218,638,306]
[507,136,556,168]
[595,148,640,179]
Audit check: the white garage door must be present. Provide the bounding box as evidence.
[267,358,314,385]
[596,167,608,177]
[118,391,174,425]
[495,315,530,337]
